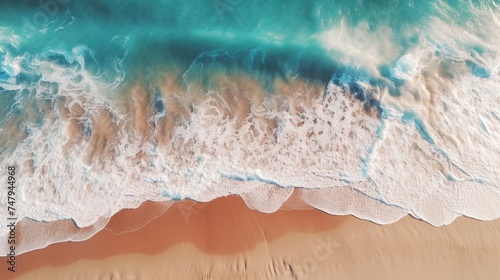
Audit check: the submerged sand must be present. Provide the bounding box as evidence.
[1,195,499,280]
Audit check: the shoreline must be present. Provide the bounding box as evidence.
[1,194,500,279]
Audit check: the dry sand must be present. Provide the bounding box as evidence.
[1,193,500,280]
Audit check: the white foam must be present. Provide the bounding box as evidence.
[315,20,401,72]
[1,4,500,255]
[391,54,420,80]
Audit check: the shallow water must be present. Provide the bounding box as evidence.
[0,0,499,254]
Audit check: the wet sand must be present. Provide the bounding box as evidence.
[1,194,500,280]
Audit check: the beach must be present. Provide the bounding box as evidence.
[1,1,499,279]
[2,194,499,280]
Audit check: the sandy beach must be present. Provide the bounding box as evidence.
[1,1,499,280]
[1,193,500,280]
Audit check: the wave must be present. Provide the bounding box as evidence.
[0,0,499,255]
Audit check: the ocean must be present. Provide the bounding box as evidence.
[0,0,499,254]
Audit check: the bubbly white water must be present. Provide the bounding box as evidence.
[0,4,499,256]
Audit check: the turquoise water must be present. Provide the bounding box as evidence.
[1,0,497,128]
[0,0,500,250]
[1,0,496,90]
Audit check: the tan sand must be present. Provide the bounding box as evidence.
[1,194,500,280]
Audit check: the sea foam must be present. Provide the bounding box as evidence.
[0,1,499,256]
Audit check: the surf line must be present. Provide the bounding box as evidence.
[5,165,17,273]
